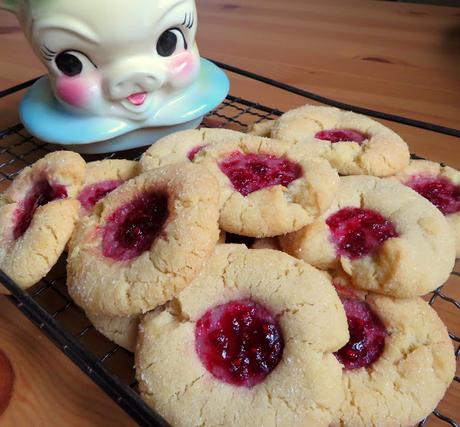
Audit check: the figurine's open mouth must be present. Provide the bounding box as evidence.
[127,92,147,106]
[120,92,151,117]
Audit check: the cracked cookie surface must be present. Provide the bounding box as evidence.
[194,134,340,237]
[139,128,245,171]
[0,151,85,291]
[67,163,220,316]
[271,105,410,176]
[331,276,455,427]
[392,159,460,257]
[85,311,139,352]
[280,176,455,298]
[136,245,348,427]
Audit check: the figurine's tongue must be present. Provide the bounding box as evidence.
[127,92,147,106]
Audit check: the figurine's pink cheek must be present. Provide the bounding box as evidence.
[55,76,98,108]
[169,51,200,86]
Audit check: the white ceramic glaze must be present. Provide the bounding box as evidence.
[55,117,204,154]
[2,0,229,152]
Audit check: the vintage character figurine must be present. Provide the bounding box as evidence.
[1,0,229,153]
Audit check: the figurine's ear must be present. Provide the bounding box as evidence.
[0,0,19,13]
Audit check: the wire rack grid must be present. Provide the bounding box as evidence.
[0,76,459,427]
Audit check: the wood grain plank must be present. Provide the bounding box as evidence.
[0,298,136,427]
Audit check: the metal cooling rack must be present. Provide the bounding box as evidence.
[0,67,459,427]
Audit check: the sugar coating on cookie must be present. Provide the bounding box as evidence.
[85,311,139,352]
[0,151,85,290]
[280,176,456,298]
[139,128,245,171]
[67,163,220,316]
[330,278,455,427]
[393,159,460,257]
[195,134,340,237]
[78,159,139,213]
[271,105,410,176]
[136,245,348,427]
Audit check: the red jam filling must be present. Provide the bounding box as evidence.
[405,174,460,216]
[326,207,398,259]
[219,152,302,197]
[224,233,256,247]
[78,180,122,211]
[13,179,67,239]
[195,299,284,388]
[334,296,386,370]
[187,144,206,161]
[315,129,367,144]
[102,191,168,261]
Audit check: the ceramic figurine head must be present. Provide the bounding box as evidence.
[3,0,202,121]
[2,0,228,153]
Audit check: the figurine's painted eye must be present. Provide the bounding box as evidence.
[157,28,187,57]
[54,51,96,77]
[56,52,83,76]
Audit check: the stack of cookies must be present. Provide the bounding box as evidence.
[0,104,457,427]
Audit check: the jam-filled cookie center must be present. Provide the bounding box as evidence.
[102,191,169,261]
[405,175,460,216]
[315,129,367,144]
[326,207,399,259]
[219,152,302,197]
[78,180,122,211]
[13,179,67,239]
[187,144,206,161]
[334,296,387,370]
[195,299,284,388]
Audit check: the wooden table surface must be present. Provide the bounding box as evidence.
[0,0,459,425]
